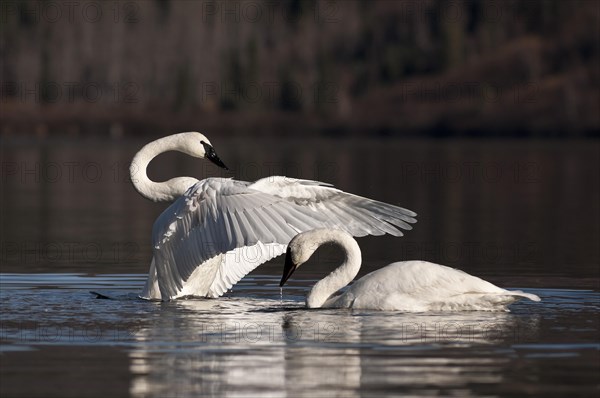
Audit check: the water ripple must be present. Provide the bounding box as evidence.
[1,273,598,397]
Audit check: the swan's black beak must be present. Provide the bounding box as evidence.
[280,248,298,287]
[202,142,229,170]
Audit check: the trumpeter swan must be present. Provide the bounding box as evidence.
[130,132,417,301]
[280,229,541,311]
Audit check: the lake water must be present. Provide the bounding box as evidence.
[1,137,599,397]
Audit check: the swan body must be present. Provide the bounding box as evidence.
[130,133,417,301]
[280,229,541,311]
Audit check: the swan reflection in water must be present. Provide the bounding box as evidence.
[127,297,539,397]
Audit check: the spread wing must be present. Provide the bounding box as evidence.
[147,176,417,300]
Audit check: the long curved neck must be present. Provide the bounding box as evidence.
[306,230,362,308]
[130,134,200,202]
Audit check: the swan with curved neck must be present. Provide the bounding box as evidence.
[127,132,418,301]
[280,229,541,311]
[130,132,228,202]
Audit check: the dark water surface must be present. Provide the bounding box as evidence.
[1,137,599,397]
[1,274,598,397]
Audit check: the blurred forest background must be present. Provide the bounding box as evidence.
[1,0,599,138]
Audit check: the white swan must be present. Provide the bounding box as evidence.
[130,132,417,301]
[280,229,541,311]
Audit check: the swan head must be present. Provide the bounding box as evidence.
[280,231,320,286]
[179,132,228,170]
[280,228,351,287]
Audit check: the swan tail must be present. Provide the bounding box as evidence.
[506,290,541,302]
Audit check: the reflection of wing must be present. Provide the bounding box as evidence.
[142,176,417,300]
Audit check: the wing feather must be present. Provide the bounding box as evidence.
[234,209,255,244]
[148,177,417,300]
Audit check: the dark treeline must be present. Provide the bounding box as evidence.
[1,0,598,137]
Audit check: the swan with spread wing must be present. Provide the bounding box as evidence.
[130,132,417,301]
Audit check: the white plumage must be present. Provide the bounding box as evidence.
[281,229,541,311]
[130,133,417,301]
